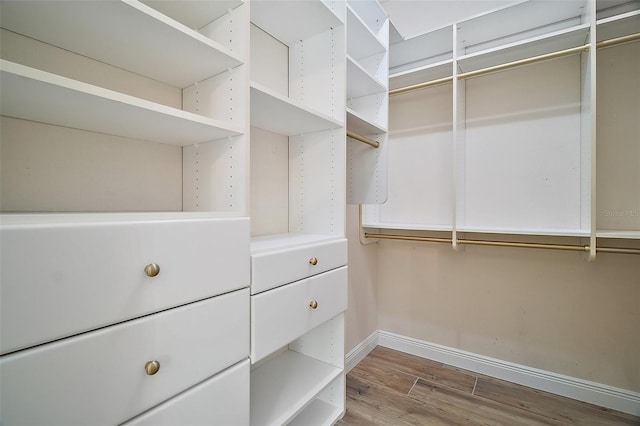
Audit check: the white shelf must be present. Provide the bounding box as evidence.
[596,9,640,41]
[250,233,343,254]
[389,25,452,75]
[250,82,342,136]
[457,0,587,55]
[287,397,343,426]
[141,0,243,30]
[347,108,387,135]
[0,212,244,227]
[456,226,591,238]
[347,6,386,60]
[0,0,242,88]
[250,0,342,46]
[348,0,387,43]
[457,24,590,73]
[347,56,386,98]
[250,350,342,426]
[596,230,640,239]
[362,222,453,232]
[389,59,453,91]
[0,60,243,146]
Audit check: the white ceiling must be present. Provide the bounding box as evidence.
[380,0,520,40]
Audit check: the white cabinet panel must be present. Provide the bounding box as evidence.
[251,236,347,294]
[251,267,347,362]
[0,214,249,354]
[0,289,249,426]
[123,359,250,426]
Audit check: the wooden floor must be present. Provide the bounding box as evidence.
[336,346,640,426]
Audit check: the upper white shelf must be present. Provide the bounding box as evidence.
[347,1,387,45]
[457,24,590,74]
[141,0,242,30]
[596,9,640,41]
[389,59,453,91]
[250,0,342,46]
[250,82,343,136]
[457,0,588,55]
[250,349,341,426]
[0,60,243,146]
[347,6,386,60]
[0,0,242,89]
[347,108,387,135]
[389,25,452,75]
[347,56,386,98]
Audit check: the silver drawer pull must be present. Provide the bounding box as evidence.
[145,360,160,376]
[144,263,160,277]
[309,300,318,309]
[309,257,318,266]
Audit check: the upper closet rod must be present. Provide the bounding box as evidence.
[389,32,640,96]
[347,130,380,148]
[365,233,640,255]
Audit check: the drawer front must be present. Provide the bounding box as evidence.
[251,267,347,362]
[251,238,347,294]
[0,289,249,426]
[123,359,250,426]
[0,216,249,354]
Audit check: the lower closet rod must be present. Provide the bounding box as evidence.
[364,233,640,255]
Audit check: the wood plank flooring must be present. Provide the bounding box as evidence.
[336,346,640,426]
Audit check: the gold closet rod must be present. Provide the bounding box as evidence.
[347,130,380,148]
[389,32,640,96]
[364,233,640,255]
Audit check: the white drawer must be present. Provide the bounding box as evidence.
[123,359,250,426]
[0,288,249,426]
[0,214,249,354]
[251,267,347,362]
[251,235,347,294]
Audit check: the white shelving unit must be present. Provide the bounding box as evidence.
[346,0,389,204]
[1,1,252,424]
[1,0,249,214]
[364,0,640,256]
[249,1,348,424]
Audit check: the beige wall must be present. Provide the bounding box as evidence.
[345,226,640,392]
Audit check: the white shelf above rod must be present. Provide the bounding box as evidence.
[390,32,640,96]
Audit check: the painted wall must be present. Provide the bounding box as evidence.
[375,239,640,392]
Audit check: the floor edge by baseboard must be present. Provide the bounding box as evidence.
[348,330,639,416]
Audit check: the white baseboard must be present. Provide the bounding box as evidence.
[345,330,378,373]
[350,330,639,416]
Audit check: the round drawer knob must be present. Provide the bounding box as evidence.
[309,300,318,309]
[144,263,160,277]
[309,257,318,266]
[145,360,160,376]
